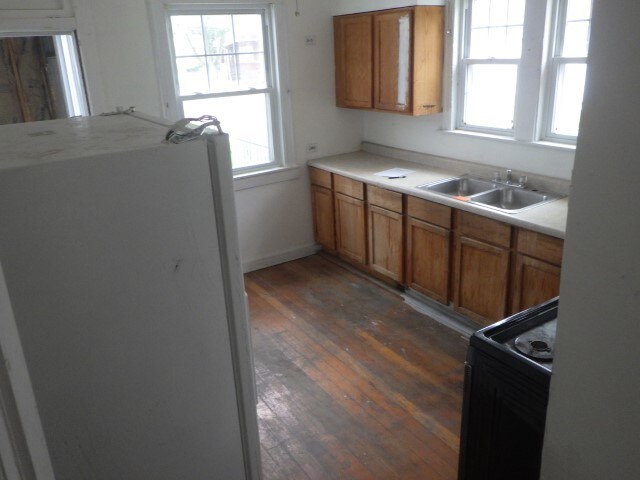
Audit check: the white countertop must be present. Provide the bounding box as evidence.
[309,151,568,239]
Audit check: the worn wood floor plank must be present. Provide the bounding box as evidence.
[246,255,468,479]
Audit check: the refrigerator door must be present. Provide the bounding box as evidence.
[0,115,255,479]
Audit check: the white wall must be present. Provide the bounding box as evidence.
[540,1,640,478]
[363,113,575,180]
[75,0,363,270]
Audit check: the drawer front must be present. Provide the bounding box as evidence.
[334,174,365,200]
[517,229,564,265]
[456,210,511,247]
[309,167,332,189]
[407,195,451,229]
[368,185,403,213]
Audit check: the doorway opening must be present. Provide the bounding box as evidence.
[0,34,88,125]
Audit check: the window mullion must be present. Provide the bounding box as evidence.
[513,0,551,142]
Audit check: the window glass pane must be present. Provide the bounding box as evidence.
[236,53,267,89]
[464,64,518,130]
[176,56,208,95]
[472,0,490,27]
[551,63,586,136]
[203,15,233,54]
[469,0,524,58]
[171,16,205,56]
[232,14,264,53]
[507,0,526,25]
[488,0,509,26]
[206,55,239,92]
[562,20,590,56]
[182,94,272,170]
[566,0,592,21]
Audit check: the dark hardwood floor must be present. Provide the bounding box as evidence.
[245,254,468,480]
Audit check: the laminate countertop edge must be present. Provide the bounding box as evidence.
[308,151,568,240]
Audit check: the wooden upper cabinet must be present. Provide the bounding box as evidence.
[334,14,373,109]
[374,9,413,112]
[334,6,444,116]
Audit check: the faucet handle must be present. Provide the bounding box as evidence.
[518,175,528,187]
[506,169,513,182]
[493,171,502,182]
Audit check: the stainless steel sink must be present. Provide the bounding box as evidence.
[417,176,564,213]
[417,177,499,197]
[470,187,562,213]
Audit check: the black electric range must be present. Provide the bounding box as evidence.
[458,297,558,480]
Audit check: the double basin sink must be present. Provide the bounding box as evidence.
[417,176,563,214]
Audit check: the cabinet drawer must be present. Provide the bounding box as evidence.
[517,229,564,266]
[368,185,403,213]
[455,210,511,247]
[309,167,332,189]
[407,195,451,229]
[334,174,365,200]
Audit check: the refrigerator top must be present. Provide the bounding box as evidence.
[0,114,179,170]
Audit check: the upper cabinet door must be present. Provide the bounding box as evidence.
[373,9,413,112]
[334,14,373,109]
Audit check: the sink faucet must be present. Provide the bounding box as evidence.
[493,169,528,188]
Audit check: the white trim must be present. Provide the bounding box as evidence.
[0,0,73,19]
[234,165,299,191]
[333,1,446,16]
[0,17,76,34]
[242,243,320,273]
[442,128,576,152]
[54,34,89,117]
[513,0,550,142]
[147,0,295,179]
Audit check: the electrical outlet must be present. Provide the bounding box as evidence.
[306,143,318,154]
[305,35,317,46]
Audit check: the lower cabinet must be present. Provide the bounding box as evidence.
[334,191,367,266]
[405,196,451,304]
[311,185,336,254]
[452,211,512,325]
[453,236,511,324]
[511,229,564,313]
[309,167,564,326]
[368,204,404,281]
[368,185,404,282]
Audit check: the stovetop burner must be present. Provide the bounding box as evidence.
[471,297,559,374]
[514,320,556,360]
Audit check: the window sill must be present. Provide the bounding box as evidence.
[442,129,576,152]
[233,165,300,191]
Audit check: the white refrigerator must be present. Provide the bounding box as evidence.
[0,113,261,479]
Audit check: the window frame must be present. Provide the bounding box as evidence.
[456,1,525,136]
[149,0,294,176]
[542,0,591,143]
[454,0,591,146]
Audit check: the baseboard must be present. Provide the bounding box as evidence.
[403,289,478,338]
[242,244,321,273]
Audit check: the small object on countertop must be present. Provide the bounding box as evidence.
[453,195,471,202]
[387,175,407,179]
[373,168,415,178]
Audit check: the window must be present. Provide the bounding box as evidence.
[545,0,592,139]
[457,0,593,143]
[155,2,289,174]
